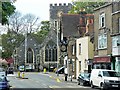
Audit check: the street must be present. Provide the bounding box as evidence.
[7,72,97,90]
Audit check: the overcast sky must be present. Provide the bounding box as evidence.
[14,0,72,21]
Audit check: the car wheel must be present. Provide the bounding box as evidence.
[91,81,94,88]
[80,82,84,86]
[78,81,80,85]
[100,82,105,90]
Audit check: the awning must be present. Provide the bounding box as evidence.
[6,57,14,64]
[93,56,111,63]
[0,58,8,64]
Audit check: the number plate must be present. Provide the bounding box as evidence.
[112,85,118,87]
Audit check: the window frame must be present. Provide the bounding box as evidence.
[99,13,105,28]
[54,20,57,28]
[79,44,81,55]
[118,17,120,33]
[98,33,107,49]
[72,45,75,55]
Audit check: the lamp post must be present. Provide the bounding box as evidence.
[35,47,39,71]
[24,31,27,72]
[57,21,59,76]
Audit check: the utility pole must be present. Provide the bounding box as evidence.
[57,20,59,76]
[24,31,27,72]
[74,42,76,79]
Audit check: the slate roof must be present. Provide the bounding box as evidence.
[61,14,80,38]
[16,33,41,48]
[40,29,58,47]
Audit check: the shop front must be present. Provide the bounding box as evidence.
[93,56,111,70]
[114,56,120,72]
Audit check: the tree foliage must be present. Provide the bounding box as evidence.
[1,2,16,25]
[34,20,50,43]
[69,1,106,14]
[1,31,24,59]
[40,21,50,31]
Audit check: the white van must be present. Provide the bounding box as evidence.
[90,69,120,89]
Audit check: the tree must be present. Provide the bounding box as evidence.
[1,11,41,59]
[1,1,16,25]
[1,32,24,59]
[40,21,50,31]
[8,12,41,34]
[8,11,23,34]
[33,20,50,43]
[21,13,41,33]
[69,0,106,14]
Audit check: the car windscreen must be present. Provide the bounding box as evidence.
[117,72,120,77]
[0,77,6,82]
[80,73,90,78]
[84,73,90,78]
[0,68,5,72]
[103,71,119,77]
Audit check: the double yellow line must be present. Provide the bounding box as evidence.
[49,76,61,82]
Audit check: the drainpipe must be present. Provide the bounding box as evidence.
[111,54,116,70]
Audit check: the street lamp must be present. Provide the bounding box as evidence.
[57,23,59,76]
[24,31,27,72]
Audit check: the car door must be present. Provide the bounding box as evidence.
[96,71,103,86]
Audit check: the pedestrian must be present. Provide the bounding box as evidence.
[64,68,68,81]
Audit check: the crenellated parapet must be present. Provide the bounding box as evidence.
[50,3,72,8]
[49,3,72,20]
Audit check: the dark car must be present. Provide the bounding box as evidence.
[0,77,10,90]
[55,66,65,74]
[7,67,14,74]
[77,72,90,86]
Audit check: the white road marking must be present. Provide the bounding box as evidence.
[49,86,61,88]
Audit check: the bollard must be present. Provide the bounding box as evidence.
[65,74,68,81]
[18,71,20,78]
[70,75,72,82]
[43,68,46,73]
[22,72,25,78]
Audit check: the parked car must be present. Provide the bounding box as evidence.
[55,66,65,74]
[90,69,120,90]
[0,76,10,90]
[117,72,120,77]
[77,72,90,86]
[49,66,55,72]
[7,67,14,74]
[19,66,24,72]
[0,68,6,77]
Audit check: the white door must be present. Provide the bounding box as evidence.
[96,71,103,87]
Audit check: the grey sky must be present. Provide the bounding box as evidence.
[14,0,72,21]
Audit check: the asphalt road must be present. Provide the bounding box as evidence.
[7,72,98,90]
